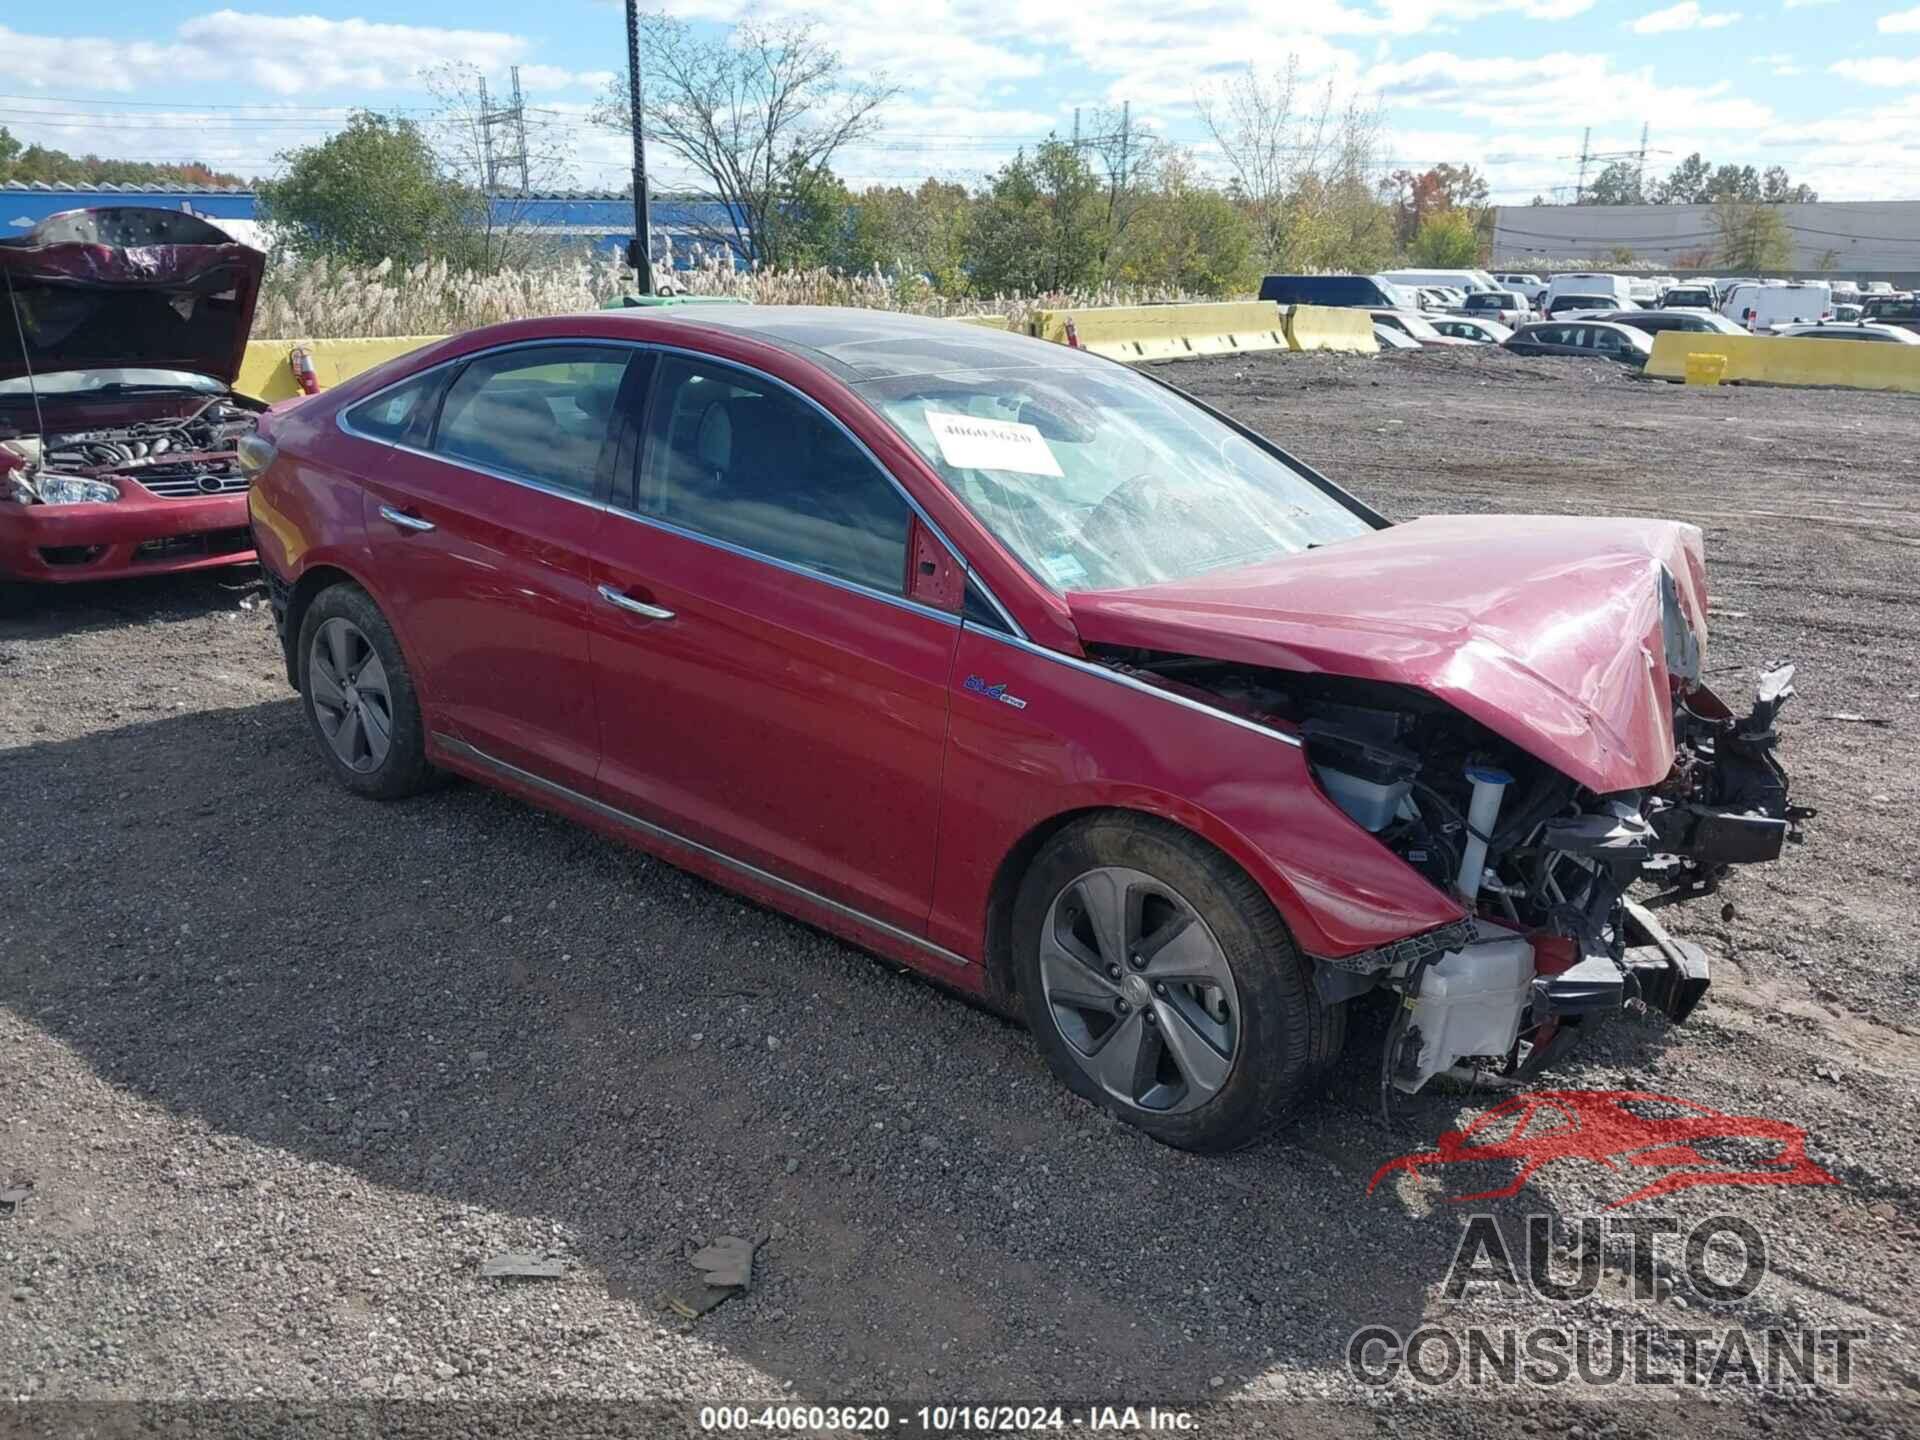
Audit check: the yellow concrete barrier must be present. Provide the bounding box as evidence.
[1029,302,1288,361]
[236,336,446,402]
[1648,330,1920,394]
[1283,304,1378,354]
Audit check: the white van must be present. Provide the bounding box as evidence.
[1544,273,1636,308]
[1380,268,1499,296]
[1721,281,1833,329]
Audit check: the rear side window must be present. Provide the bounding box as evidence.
[633,356,912,595]
[433,344,630,499]
[343,372,442,444]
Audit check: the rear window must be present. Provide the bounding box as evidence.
[1866,299,1918,321]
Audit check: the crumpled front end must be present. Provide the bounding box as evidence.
[1069,517,1809,1092]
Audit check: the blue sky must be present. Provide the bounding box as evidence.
[3,1,1918,202]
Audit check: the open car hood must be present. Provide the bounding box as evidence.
[0,207,264,387]
[1066,514,1710,793]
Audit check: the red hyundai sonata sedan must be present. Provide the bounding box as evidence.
[248,307,1803,1151]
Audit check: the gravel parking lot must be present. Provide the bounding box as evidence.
[3,348,1916,1438]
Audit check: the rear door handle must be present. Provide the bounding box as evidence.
[597,583,675,621]
[379,505,435,533]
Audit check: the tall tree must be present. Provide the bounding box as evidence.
[1110,151,1257,295]
[1714,198,1794,270]
[1385,162,1489,242]
[1651,152,1713,205]
[965,140,1106,294]
[1581,160,1645,206]
[593,14,897,267]
[256,112,481,266]
[1197,59,1390,271]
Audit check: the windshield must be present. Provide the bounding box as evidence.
[859,364,1374,593]
[0,368,226,399]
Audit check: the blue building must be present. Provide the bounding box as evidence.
[1,182,745,263]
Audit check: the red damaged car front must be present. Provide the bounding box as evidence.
[0,207,268,583]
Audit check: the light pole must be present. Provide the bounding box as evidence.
[625,0,654,295]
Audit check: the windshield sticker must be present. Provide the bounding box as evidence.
[1042,552,1087,586]
[925,410,1063,478]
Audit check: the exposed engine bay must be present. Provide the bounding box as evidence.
[1,398,258,505]
[1092,642,1813,1097]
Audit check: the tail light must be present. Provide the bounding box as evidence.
[236,434,279,477]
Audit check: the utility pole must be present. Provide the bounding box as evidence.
[1574,126,1591,205]
[625,0,654,294]
[478,76,496,194]
[508,66,530,196]
[1072,108,1080,150]
[1118,99,1130,192]
[1635,121,1649,203]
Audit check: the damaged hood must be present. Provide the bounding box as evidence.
[0,207,264,387]
[1067,513,1710,793]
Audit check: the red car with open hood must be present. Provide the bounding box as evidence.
[246,306,1808,1151]
[0,207,267,583]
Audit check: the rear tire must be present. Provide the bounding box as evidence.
[297,582,436,801]
[1012,812,1335,1153]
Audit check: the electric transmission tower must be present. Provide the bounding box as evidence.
[478,66,531,196]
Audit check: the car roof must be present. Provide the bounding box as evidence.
[632,304,1084,383]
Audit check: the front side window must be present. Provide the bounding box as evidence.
[634,356,912,594]
[433,345,630,499]
[860,361,1373,594]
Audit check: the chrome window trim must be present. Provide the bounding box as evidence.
[436,732,973,970]
[332,335,1028,639]
[970,626,1304,751]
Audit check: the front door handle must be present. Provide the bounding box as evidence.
[379,505,435,534]
[597,583,675,621]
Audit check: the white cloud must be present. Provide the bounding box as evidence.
[1879,4,1920,29]
[1629,2,1742,32]
[1781,0,1837,7]
[1830,56,1920,84]
[0,11,535,95]
[516,65,616,93]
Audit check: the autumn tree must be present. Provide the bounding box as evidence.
[966,140,1107,294]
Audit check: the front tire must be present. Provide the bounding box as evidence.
[1013,813,1333,1153]
[297,582,435,800]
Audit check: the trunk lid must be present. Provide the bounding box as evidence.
[1066,513,1709,793]
[0,207,265,387]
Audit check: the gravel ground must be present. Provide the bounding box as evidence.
[2,347,1916,1439]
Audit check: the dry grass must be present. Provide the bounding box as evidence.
[252,246,1202,339]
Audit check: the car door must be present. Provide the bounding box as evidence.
[583,351,961,933]
[356,342,635,792]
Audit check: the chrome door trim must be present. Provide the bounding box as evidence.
[596,583,675,621]
[435,733,973,970]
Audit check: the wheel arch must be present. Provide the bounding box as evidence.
[981,800,1320,1013]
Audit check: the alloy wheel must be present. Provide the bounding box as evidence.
[308,617,394,774]
[1038,866,1240,1115]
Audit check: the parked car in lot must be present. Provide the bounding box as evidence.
[1772,321,1920,344]
[1504,319,1656,367]
[1597,309,1748,338]
[1461,291,1532,328]
[0,207,266,583]
[1493,272,1548,305]
[248,306,1804,1149]
[1429,316,1513,344]
[1545,273,1637,310]
[1372,323,1423,351]
[1545,293,1631,319]
[1661,285,1717,312]
[1370,309,1474,347]
[1861,295,1920,334]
